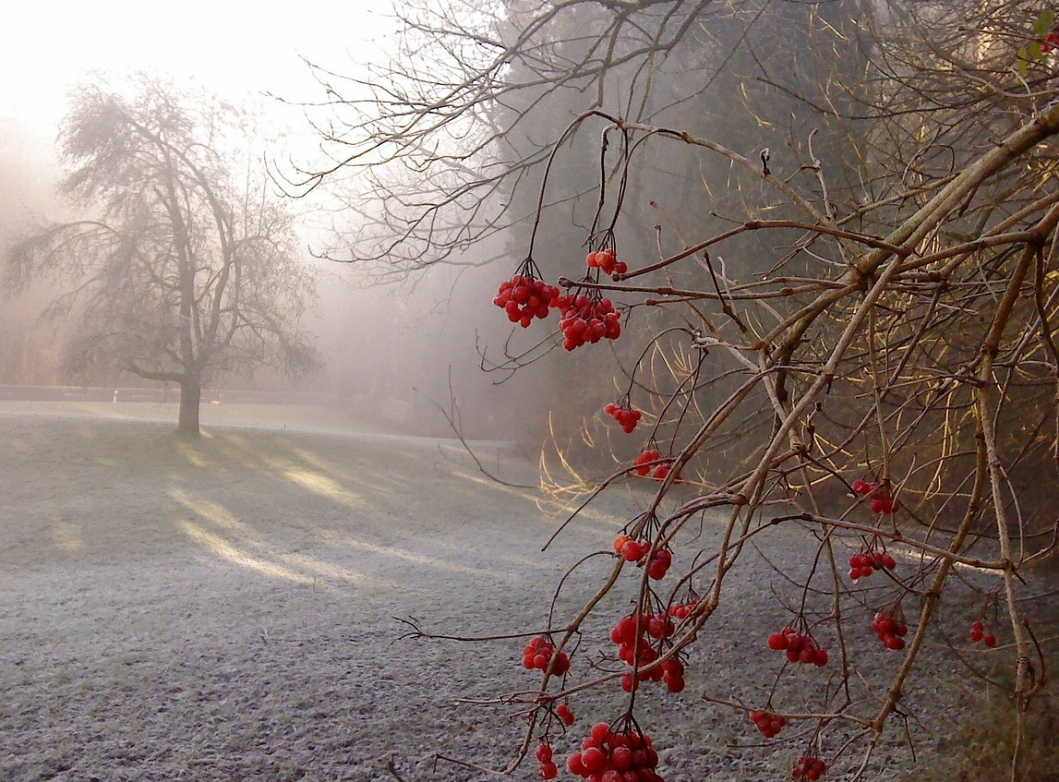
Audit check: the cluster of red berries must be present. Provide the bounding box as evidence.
[969,621,997,648]
[522,636,571,675]
[622,658,686,694]
[632,449,661,476]
[645,549,672,580]
[631,450,680,482]
[566,724,664,782]
[871,612,908,650]
[851,479,898,514]
[557,294,621,350]
[556,703,575,725]
[750,710,787,739]
[612,536,673,579]
[494,274,561,327]
[604,403,642,433]
[536,743,559,780]
[611,612,676,644]
[667,600,698,620]
[609,614,685,693]
[766,627,829,667]
[847,549,896,581]
[586,248,629,276]
[793,755,826,781]
[1042,29,1059,53]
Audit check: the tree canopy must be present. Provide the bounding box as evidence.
[5,75,319,435]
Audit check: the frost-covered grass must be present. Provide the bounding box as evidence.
[0,404,609,782]
[0,403,1031,782]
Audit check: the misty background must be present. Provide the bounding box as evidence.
[0,2,540,443]
[0,1,876,456]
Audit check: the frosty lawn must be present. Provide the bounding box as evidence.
[0,404,976,782]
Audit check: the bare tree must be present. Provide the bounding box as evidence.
[5,75,320,436]
[283,0,867,270]
[294,2,1059,778]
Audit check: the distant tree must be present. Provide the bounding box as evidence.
[4,75,320,435]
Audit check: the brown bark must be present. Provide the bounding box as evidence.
[177,376,201,437]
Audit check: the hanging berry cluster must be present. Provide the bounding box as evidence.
[608,613,685,693]
[629,449,680,481]
[793,755,827,781]
[493,272,562,327]
[632,449,662,476]
[969,620,997,647]
[750,710,787,738]
[556,292,622,350]
[585,248,628,276]
[871,612,908,650]
[613,535,673,580]
[851,479,898,514]
[667,600,698,620]
[847,548,896,581]
[556,703,575,725]
[536,743,559,780]
[522,635,571,675]
[604,402,642,433]
[767,626,829,666]
[566,724,664,782]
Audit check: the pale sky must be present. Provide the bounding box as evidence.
[0,1,398,143]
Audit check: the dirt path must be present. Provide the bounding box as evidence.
[0,405,1011,781]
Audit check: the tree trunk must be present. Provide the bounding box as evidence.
[177,375,201,437]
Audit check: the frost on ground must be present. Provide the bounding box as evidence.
[0,404,1021,781]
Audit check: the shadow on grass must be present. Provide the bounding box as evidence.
[0,411,590,595]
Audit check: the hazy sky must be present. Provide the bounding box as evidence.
[0,1,398,142]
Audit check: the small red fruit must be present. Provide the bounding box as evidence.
[566,752,586,776]
[620,539,647,563]
[556,703,575,725]
[580,746,607,774]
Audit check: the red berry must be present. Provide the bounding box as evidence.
[581,747,607,774]
[621,539,646,562]
[884,634,905,650]
[611,746,633,771]
[566,752,586,776]
[851,479,872,496]
[551,651,570,675]
[767,632,787,650]
[605,403,641,433]
[540,761,558,780]
[591,722,612,743]
[983,633,997,648]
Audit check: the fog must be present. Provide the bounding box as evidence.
[0,2,538,438]
[0,113,544,444]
